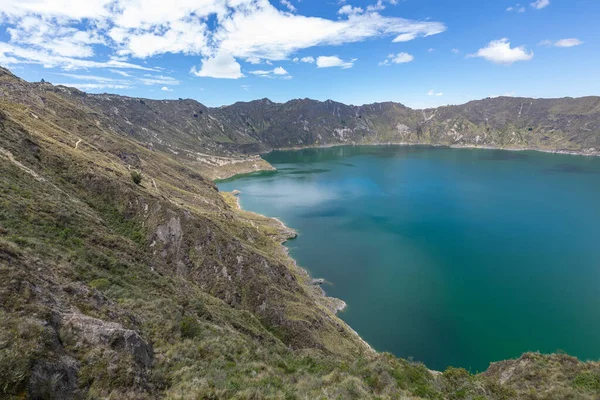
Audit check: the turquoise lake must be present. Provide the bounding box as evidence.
[217,145,600,372]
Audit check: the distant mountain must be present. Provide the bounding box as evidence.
[4,68,597,161]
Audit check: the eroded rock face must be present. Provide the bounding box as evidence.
[59,313,153,370]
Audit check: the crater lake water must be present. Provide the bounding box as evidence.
[217,146,600,372]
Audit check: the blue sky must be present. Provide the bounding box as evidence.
[0,0,598,108]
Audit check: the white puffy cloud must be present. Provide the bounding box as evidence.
[316,56,355,69]
[427,90,443,96]
[215,6,444,62]
[379,52,413,66]
[161,86,173,91]
[0,0,446,78]
[469,38,533,65]
[366,0,399,12]
[367,1,386,12]
[541,38,583,48]
[338,5,364,16]
[190,52,244,79]
[530,0,549,9]
[0,0,113,20]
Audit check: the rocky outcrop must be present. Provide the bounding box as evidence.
[59,313,153,370]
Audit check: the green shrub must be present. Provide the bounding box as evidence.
[89,278,111,291]
[130,170,142,185]
[573,372,600,391]
[180,316,202,339]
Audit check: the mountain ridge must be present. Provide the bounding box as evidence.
[4,67,598,171]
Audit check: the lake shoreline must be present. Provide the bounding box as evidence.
[215,142,599,181]
[224,190,378,351]
[263,142,600,157]
[227,191,350,315]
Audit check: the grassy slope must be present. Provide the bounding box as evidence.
[1,69,600,399]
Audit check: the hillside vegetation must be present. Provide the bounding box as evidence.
[2,67,600,399]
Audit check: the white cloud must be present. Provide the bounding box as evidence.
[378,52,413,66]
[0,42,154,71]
[469,38,533,65]
[555,38,583,47]
[249,70,271,76]
[507,4,526,12]
[392,33,417,42]
[190,51,244,79]
[248,66,289,78]
[366,0,399,12]
[427,89,443,96]
[541,38,583,48]
[280,0,296,13]
[292,56,314,63]
[54,82,132,90]
[56,73,125,83]
[139,74,180,86]
[241,84,250,91]
[109,69,131,77]
[245,56,263,64]
[0,0,446,78]
[451,48,460,54]
[161,86,173,91]
[366,1,385,12]
[50,71,179,90]
[338,5,364,16]
[316,56,355,69]
[214,3,446,63]
[530,0,550,9]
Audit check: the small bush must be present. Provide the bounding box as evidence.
[89,278,111,291]
[180,316,202,339]
[130,171,142,185]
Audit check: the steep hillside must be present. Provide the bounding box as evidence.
[2,67,600,399]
